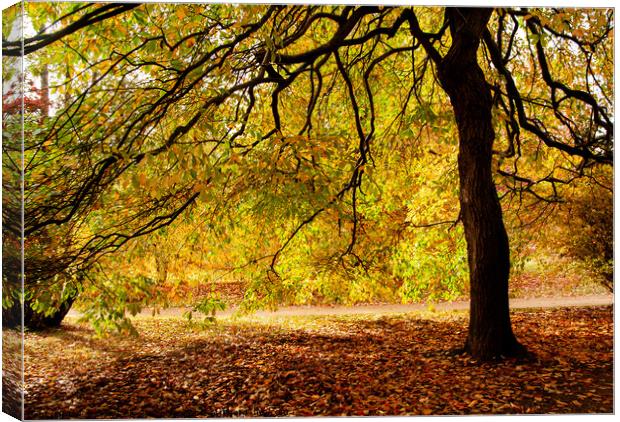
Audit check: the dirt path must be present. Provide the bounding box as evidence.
[72,294,612,319]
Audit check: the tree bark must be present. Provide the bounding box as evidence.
[40,64,50,117]
[2,295,75,329]
[437,8,526,360]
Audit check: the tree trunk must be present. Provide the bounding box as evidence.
[437,8,525,360]
[2,295,75,330]
[40,63,49,117]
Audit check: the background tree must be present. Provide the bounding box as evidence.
[2,3,613,359]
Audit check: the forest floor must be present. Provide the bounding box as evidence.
[5,303,613,418]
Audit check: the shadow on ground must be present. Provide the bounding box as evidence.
[18,306,613,418]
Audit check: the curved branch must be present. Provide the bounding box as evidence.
[2,3,141,56]
[482,29,612,165]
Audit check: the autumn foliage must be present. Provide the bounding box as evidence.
[0,3,613,415]
[9,306,612,418]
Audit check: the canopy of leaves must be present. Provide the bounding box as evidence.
[1,3,613,326]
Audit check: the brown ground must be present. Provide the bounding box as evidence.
[9,304,614,418]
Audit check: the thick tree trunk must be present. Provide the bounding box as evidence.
[438,8,525,360]
[2,295,75,329]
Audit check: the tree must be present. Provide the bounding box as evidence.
[2,3,613,359]
[432,8,521,358]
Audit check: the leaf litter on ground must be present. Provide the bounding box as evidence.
[7,305,612,418]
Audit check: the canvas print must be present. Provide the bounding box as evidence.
[1,1,614,419]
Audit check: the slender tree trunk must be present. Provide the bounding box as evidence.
[40,64,49,117]
[438,8,525,360]
[37,25,50,117]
